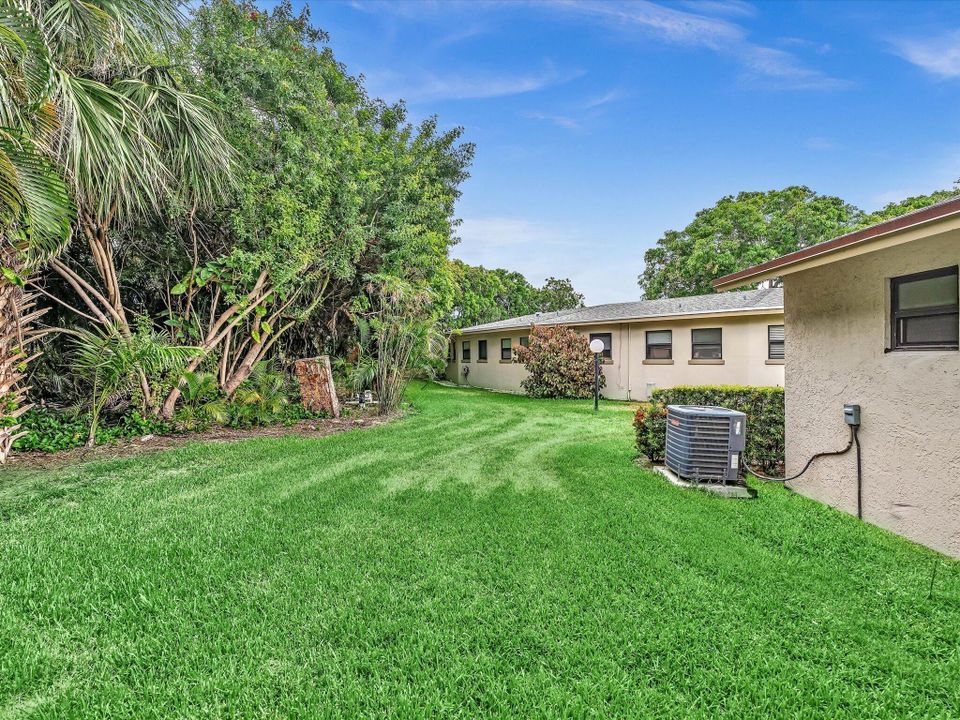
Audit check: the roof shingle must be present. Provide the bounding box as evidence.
[457,287,783,334]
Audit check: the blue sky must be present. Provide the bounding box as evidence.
[301,0,960,304]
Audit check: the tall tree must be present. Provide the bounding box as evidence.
[858,187,959,227]
[158,1,473,416]
[10,0,234,416]
[638,186,861,299]
[447,260,584,329]
[538,277,585,312]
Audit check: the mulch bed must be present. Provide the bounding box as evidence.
[5,411,397,471]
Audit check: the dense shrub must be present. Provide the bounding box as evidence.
[514,325,606,399]
[13,363,326,453]
[634,385,784,474]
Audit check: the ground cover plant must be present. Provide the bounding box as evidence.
[1,383,958,717]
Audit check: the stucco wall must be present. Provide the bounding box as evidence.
[447,312,784,400]
[448,330,531,393]
[785,230,960,557]
[624,315,785,398]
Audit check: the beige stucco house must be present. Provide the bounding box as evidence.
[715,197,960,558]
[446,288,785,400]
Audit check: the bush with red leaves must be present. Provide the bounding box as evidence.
[513,325,605,399]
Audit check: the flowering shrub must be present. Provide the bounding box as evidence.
[514,325,606,399]
[633,385,784,474]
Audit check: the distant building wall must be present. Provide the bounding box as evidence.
[785,229,960,557]
[446,312,785,400]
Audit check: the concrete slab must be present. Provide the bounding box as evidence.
[653,465,756,499]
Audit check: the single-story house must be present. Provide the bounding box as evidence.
[715,196,960,557]
[446,288,785,400]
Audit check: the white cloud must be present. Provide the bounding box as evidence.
[520,110,581,130]
[521,88,624,132]
[677,0,757,18]
[365,63,582,102]
[891,30,960,79]
[433,24,490,48]
[558,0,745,49]
[805,136,836,151]
[738,46,850,90]
[551,1,847,90]
[583,88,625,109]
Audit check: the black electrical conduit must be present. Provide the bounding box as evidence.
[742,425,863,519]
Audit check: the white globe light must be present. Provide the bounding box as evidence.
[589,339,605,354]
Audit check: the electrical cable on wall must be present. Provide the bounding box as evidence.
[744,408,863,519]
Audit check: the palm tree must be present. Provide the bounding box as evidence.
[0,7,74,257]
[0,0,233,437]
[356,274,445,414]
[175,371,229,429]
[70,324,197,446]
[0,8,75,461]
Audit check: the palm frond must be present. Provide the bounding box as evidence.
[115,70,235,208]
[0,6,54,124]
[52,69,168,219]
[71,322,199,443]
[0,130,74,263]
[41,0,182,66]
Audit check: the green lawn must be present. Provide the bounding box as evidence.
[2,383,958,718]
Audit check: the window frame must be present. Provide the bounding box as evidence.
[448,340,457,363]
[589,332,613,361]
[691,327,723,360]
[889,265,959,351]
[645,330,672,360]
[478,339,488,361]
[768,324,785,360]
[519,335,529,348]
[461,340,471,362]
[500,337,512,361]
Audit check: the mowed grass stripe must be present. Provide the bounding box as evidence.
[1,382,958,718]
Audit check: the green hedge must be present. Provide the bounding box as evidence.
[633,385,784,474]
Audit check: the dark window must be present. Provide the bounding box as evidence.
[501,338,512,360]
[448,341,456,362]
[890,266,959,350]
[589,333,613,360]
[646,330,672,359]
[519,336,529,347]
[768,325,785,360]
[462,340,471,362]
[692,328,722,359]
[478,339,488,361]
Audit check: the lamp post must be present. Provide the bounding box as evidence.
[589,338,605,412]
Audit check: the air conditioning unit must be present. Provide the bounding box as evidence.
[665,405,746,485]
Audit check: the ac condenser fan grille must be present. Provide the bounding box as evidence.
[664,405,747,485]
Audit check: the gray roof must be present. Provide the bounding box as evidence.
[458,287,783,334]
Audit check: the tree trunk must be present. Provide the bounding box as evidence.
[158,273,274,419]
[221,340,266,397]
[0,246,46,463]
[80,214,155,411]
[220,316,297,397]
